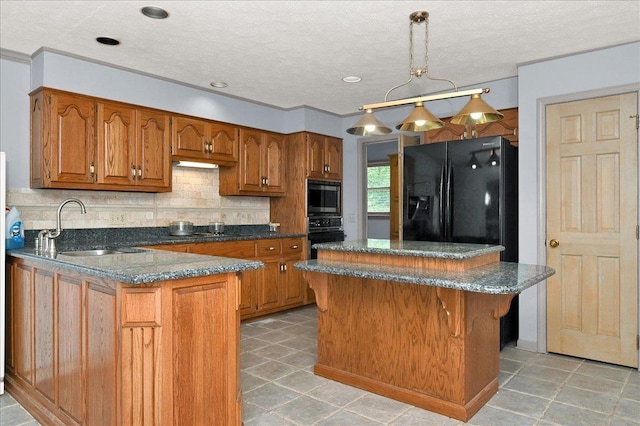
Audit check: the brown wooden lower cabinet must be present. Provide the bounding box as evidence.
[5,257,241,426]
[148,236,309,320]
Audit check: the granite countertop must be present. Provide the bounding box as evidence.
[8,247,264,285]
[294,259,554,294]
[22,225,306,250]
[10,225,306,285]
[312,239,504,259]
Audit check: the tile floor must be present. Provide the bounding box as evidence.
[1,304,639,425]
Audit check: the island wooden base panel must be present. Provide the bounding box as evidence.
[308,273,508,423]
[314,364,498,422]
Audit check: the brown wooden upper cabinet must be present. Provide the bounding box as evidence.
[219,128,286,196]
[422,107,519,145]
[30,88,171,192]
[306,133,342,180]
[171,115,238,166]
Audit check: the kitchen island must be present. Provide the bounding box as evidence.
[5,247,262,426]
[295,239,554,422]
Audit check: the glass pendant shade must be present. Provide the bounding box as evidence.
[450,94,504,126]
[346,109,392,135]
[395,102,445,132]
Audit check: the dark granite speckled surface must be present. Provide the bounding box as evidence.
[12,225,304,284]
[23,225,305,251]
[312,239,504,259]
[297,239,554,294]
[295,259,554,294]
[9,247,263,284]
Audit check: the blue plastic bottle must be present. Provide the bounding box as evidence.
[6,206,25,249]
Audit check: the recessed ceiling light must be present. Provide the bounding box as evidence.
[96,37,120,46]
[343,76,362,83]
[210,82,228,89]
[141,6,169,19]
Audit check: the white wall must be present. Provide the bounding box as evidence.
[0,54,31,189]
[0,48,343,229]
[1,48,344,189]
[517,42,640,350]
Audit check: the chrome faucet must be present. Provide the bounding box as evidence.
[39,198,87,254]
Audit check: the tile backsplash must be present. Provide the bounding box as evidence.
[7,166,270,231]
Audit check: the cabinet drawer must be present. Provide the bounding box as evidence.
[191,241,256,258]
[281,238,304,257]
[256,239,281,257]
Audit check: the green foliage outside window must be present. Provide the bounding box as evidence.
[367,165,390,213]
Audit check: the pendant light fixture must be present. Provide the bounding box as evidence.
[347,11,503,136]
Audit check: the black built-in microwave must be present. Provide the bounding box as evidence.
[307,180,341,217]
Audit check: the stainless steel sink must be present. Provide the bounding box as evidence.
[59,248,145,256]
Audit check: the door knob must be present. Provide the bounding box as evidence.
[549,239,559,248]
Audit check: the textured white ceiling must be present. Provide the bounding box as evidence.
[1,1,639,115]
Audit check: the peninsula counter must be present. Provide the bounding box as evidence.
[6,248,262,426]
[295,239,554,422]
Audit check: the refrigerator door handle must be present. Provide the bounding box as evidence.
[445,159,453,241]
[439,160,446,238]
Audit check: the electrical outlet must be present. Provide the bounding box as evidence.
[109,212,126,225]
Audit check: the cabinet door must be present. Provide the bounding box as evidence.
[239,269,258,316]
[169,276,234,425]
[10,262,34,384]
[306,133,326,179]
[57,275,84,424]
[239,128,265,192]
[97,102,137,186]
[281,259,304,306]
[209,122,238,164]
[263,132,286,194]
[258,260,280,310]
[172,116,208,159]
[324,136,343,180]
[48,92,96,184]
[137,108,171,189]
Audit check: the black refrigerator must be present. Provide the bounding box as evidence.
[403,136,518,348]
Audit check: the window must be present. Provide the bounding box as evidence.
[367,164,390,214]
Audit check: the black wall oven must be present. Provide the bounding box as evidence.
[307,180,341,217]
[307,216,344,259]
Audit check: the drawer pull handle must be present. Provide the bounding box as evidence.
[266,247,275,251]
[290,245,298,249]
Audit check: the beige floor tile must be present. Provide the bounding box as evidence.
[273,395,340,424]
[503,374,562,399]
[468,405,537,426]
[554,385,618,414]
[487,388,551,418]
[541,401,610,425]
[614,397,640,422]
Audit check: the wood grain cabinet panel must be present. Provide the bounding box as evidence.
[270,131,343,234]
[171,115,238,166]
[30,87,171,192]
[145,237,309,320]
[306,133,342,180]
[5,257,242,426]
[30,89,96,187]
[423,107,518,145]
[219,128,286,197]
